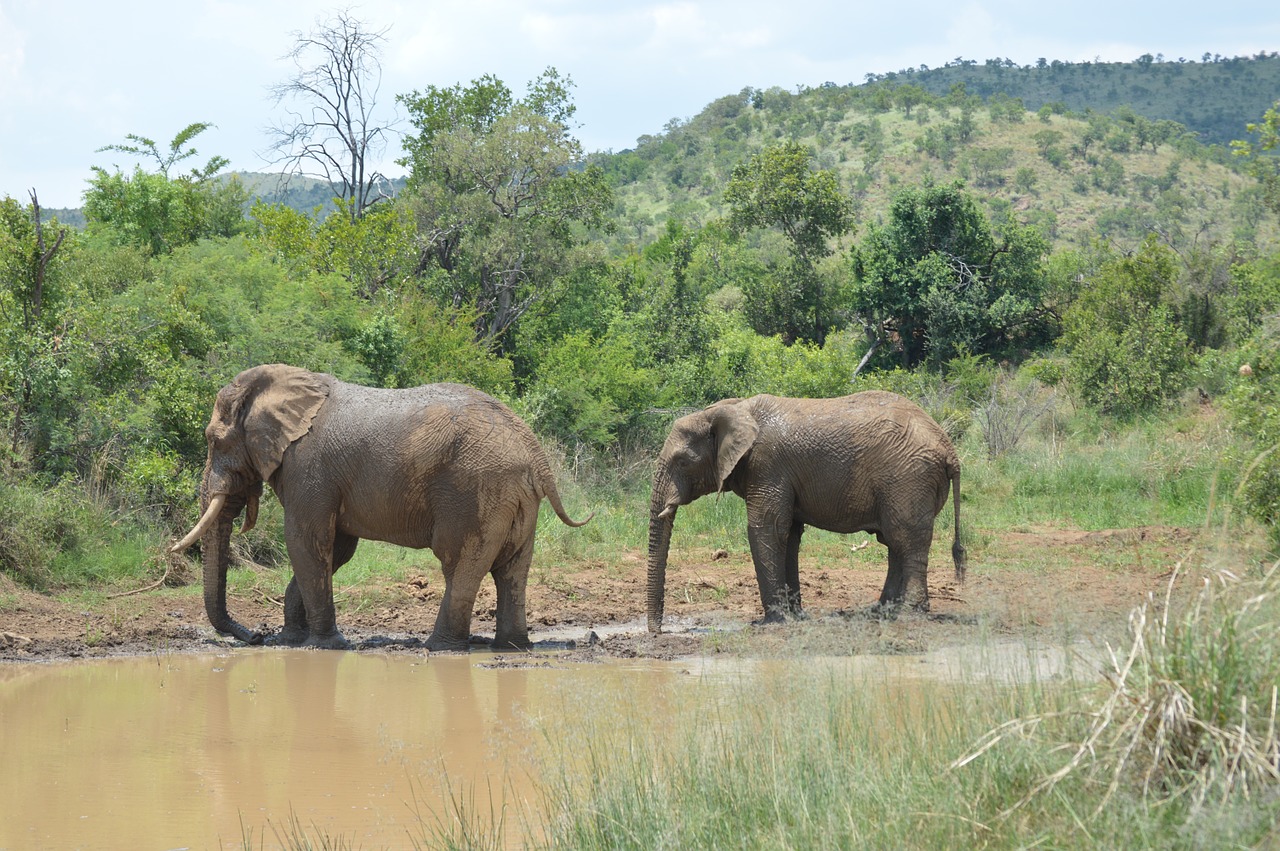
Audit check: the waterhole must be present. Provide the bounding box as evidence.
[0,642,1081,848]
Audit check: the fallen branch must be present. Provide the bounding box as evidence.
[108,551,178,598]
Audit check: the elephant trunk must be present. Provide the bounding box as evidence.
[646,471,677,634]
[198,492,264,645]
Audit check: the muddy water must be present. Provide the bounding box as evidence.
[0,643,1080,849]
[0,650,684,849]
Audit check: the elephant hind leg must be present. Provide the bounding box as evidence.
[491,541,534,649]
[784,520,804,617]
[878,537,932,612]
[427,529,511,651]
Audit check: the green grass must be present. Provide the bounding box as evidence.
[958,405,1227,531]
[384,552,1280,851]
[0,474,162,591]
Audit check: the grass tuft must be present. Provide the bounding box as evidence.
[957,554,1280,831]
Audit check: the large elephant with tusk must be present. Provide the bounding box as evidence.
[646,390,965,632]
[172,364,590,650]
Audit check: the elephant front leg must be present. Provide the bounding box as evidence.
[274,532,358,647]
[747,518,793,623]
[270,578,310,646]
[282,513,351,650]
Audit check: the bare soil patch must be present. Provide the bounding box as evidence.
[0,525,1210,664]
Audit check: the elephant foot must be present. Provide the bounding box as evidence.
[425,631,471,652]
[302,631,351,650]
[873,598,930,619]
[492,633,532,650]
[871,600,902,620]
[753,605,805,627]
[265,626,310,647]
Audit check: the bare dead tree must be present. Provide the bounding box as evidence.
[264,9,397,221]
[25,190,65,324]
[9,190,66,463]
[977,374,1056,459]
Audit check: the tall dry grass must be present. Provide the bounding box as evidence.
[956,556,1280,826]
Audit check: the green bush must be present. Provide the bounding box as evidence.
[1221,323,1280,546]
[1063,236,1192,418]
[523,330,654,448]
[0,476,103,588]
[705,324,860,400]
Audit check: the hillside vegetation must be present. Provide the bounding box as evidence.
[879,51,1280,145]
[596,72,1278,255]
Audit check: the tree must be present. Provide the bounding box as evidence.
[1062,236,1191,417]
[895,83,929,118]
[265,9,397,222]
[1232,100,1280,219]
[251,197,418,298]
[0,192,69,464]
[724,141,854,343]
[98,122,228,180]
[1032,129,1063,157]
[850,182,1050,371]
[85,123,247,255]
[397,69,612,350]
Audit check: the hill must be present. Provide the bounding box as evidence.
[882,52,1280,147]
[225,171,407,217]
[592,63,1280,255]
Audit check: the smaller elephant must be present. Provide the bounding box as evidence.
[646,390,965,632]
[171,364,589,650]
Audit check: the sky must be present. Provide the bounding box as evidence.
[2,0,1277,209]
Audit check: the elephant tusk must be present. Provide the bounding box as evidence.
[658,504,677,520]
[170,493,228,553]
[240,492,259,535]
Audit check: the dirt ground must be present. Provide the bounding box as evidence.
[0,524,1225,664]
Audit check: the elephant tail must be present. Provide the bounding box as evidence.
[950,464,967,584]
[541,475,594,528]
[530,453,593,528]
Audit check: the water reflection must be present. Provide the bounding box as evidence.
[0,651,550,849]
[0,642,1079,848]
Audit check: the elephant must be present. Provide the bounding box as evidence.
[646,390,965,633]
[170,364,589,651]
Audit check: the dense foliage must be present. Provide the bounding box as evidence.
[3,57,1280,587]
[850,181,1051,369]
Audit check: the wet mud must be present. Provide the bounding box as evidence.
[0,525,1205,664]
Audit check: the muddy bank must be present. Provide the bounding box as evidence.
[0,526,1203,664]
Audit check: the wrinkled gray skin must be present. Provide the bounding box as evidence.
[172,364,588,651]
[647,390,965,633]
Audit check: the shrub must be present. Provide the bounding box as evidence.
[976,373,1056,459]
[523,330,654,449]
[959,560,1280,819]
[1063,237,1192,418]
[0,476,95,588]
[1221,322,1280,546]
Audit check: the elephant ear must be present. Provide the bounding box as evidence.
[240,365,333,481]
[708,401,759,492]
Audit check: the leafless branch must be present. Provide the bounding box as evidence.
[262,8,399,221]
